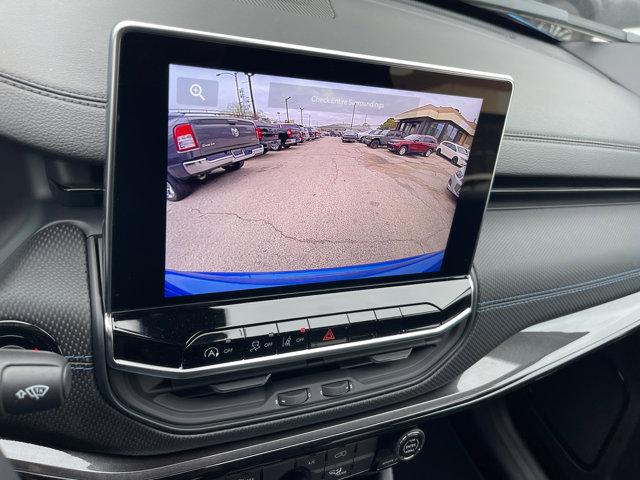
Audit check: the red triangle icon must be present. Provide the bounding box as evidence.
[322,329,336,342]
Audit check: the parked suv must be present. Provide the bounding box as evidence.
[387,134,438,156]
[364,129,406,149]
[341,130,359,142]
[276,123,302,148]
[357,129,380,142]
[437,141,470,166]
[167,113,263,201]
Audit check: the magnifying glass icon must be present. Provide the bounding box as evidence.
[189,83,205,101]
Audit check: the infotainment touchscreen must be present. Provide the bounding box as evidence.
[164,64,483,298]
[106,24,512,311]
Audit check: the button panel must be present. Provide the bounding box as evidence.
[239,437,379,480]
[179,303,441,367]
[199,431,424,479]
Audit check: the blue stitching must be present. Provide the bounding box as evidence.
[479,267,640,308]
[64,355,93,361]
[70,366,94,371]
[479,270,640,312]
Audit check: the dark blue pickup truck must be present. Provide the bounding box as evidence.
[167,112,264,201]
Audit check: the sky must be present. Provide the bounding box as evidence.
[169,64,483,127]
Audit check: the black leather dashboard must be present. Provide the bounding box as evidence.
[0,0,639,179]
[0,0,639,468]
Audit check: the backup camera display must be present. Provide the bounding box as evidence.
[164,64,483,298]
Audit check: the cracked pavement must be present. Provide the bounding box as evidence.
[165,137,458,272]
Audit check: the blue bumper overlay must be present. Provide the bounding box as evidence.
[165,251,444,297]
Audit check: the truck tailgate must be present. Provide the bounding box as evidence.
[188,117,257,156]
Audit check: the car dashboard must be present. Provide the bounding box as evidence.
[0,1,639,479]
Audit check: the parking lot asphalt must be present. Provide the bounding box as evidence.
[166,137,458,272]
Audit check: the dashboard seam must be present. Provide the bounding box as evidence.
[0,71,106,108]
[503,133,640,152]
[1,81,638,155]
[478,268,640,311]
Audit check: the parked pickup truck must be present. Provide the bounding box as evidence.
[276,123,302,149]
[254,120,281,153]
[167,113,263,201]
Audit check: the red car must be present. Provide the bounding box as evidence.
[387,134,438,156]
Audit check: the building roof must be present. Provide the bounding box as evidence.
[318,123,372,131]
[394,104,476,135]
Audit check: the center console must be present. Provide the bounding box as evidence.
[215,427,426,480]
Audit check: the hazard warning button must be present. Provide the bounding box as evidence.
[309,314,349,347]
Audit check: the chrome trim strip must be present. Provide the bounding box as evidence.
[7,290,640,480]
[106,305,471,379]
[492,186,640,195]
[182,146,263,175]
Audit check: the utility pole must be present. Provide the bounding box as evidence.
[246,73,257,119]
[364,113,368,126]
[284,97,291,122]
[216,72,243,116]
[299,106,304,125]
[350,103,356,128]
[308,114,311,126]
[277,112,281,122]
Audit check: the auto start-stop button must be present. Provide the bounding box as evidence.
[396,428,425,461]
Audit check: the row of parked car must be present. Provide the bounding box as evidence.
[167,113,321,201]
[341,128,470,166]
[338,128,469,198]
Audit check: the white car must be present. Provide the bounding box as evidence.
[436,141,469,166]
[447,163,466,197]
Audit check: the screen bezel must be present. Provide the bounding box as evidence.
[105,22,512,313]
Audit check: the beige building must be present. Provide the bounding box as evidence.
[394,104,476,148]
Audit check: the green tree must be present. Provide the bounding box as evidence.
[380,117,397,129]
